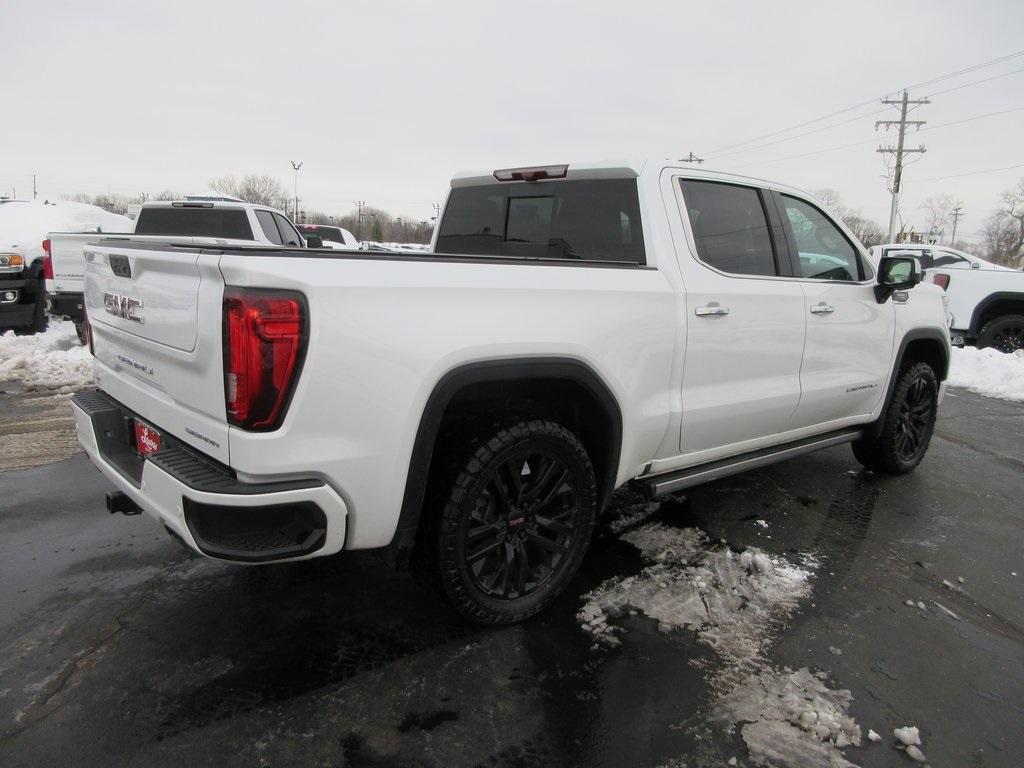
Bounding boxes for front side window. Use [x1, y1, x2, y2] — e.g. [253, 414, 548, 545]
[933, 250, 970, 268]
[256, 210, 283, 244]
[273, 214, 302, 246]
[436, 179, 645, 263]
[679, 180, 777, 276]
[782, 196, 860, 281]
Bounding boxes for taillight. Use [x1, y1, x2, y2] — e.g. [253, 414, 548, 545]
[932, 273, 950, 291]
[83, 309, 94, 355]
[222, 287, 307, 431]
[42, 239, 54, 279]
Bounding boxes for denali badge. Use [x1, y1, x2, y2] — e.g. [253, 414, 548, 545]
[104, 292, 144, 323]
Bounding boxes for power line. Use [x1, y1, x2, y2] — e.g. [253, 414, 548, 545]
[913, 162, 1024, 182]
[925, 66, 1024, 98]
[731, 103, 1024, 169]
[705, 48, 1024, 155]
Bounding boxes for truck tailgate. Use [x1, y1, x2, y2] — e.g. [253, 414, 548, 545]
[84, 243, 230, 462]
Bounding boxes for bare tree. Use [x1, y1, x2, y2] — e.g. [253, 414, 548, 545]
[811, 189, 885, 248]
[978, 178, 1024, 267]
[208, 174, 291, 211]
[919, 193, 961, 244]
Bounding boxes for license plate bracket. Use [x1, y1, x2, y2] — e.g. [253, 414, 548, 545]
[134, 419, 162, 457]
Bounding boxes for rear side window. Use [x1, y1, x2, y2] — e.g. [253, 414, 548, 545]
[135, 208, 253, 239]
[781, 195, 860, 281]
[436, 179, 645, 263]
[255, 210, 283, 244]
[679, 180, 777, 276]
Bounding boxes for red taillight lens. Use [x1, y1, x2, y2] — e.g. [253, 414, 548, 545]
[42, 239, 54, 279]
[84, 310, 94, 355]
[223, 287, 307, 431]
[932, 273, 950, 291]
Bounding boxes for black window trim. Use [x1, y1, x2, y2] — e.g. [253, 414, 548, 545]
[770, 190, 873, 284]
[676, 177, 788, 279]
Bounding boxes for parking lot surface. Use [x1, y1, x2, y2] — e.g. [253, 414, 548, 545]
[1, 387, 1022, 767]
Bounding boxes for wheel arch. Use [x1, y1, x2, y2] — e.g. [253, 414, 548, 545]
[382, 357, 623, 568]
[868, 329, 948, 440]
[968, 291, 1024, 336]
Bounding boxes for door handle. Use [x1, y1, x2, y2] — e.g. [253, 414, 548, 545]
[695, 303, 730, 317]
[810, 302, 835, 314]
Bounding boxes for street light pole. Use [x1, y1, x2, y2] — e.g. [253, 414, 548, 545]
[290, 161, 303, 223]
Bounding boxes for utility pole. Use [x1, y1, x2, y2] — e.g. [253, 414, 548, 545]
[354, 200, 366, 238]
[679, 152, 704, 164]
[290, 161, 303, 223]
[950, 206, 965, 244]
[33, 174, 37, 200]
[877, 90, 929, 243]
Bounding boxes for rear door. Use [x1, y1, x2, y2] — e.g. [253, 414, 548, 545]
[772, 192, 894, 427]
[673, 177, 806, 454]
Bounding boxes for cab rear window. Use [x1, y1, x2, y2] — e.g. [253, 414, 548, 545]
[135, 208, 254, 240]
[436, 179, 645, 264]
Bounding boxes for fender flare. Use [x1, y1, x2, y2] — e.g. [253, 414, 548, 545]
[968, 291, 1024, 336]
[867, 328, 949, 439]
[382, 357, 623, 568]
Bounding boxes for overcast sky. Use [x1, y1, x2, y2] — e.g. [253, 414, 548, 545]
[2, 0, 1022, 241]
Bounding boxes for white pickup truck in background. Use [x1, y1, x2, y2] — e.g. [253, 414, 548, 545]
[46, 199, 318, 338]
[870, 243, 1024, 351]
[0, 199, 131, 334]
[73, 160, 950, 624]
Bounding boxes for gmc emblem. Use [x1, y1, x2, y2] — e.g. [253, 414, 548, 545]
[103, 292, 144, 323]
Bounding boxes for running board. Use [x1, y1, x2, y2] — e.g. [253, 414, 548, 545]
[634, 428, 863, 498]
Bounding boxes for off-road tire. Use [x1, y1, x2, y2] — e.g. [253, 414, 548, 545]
[432, 418, 597, 625]
[851, 362, 938, 474]
[977, 314, 1024, 354]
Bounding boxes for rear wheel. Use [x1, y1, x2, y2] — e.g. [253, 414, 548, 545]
[977, 314, 1024, 353]
[851, 362, 938, 474]
[433, 419, 597, 624]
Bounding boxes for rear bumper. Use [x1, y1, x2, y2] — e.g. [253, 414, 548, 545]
[48, 291, 84, 322]
[71, 388, 348, 563]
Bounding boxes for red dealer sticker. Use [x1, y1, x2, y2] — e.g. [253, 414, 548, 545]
[134, 420, 162, 457]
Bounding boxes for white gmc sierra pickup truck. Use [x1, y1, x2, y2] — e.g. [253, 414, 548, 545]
[72, 160, 950, 624]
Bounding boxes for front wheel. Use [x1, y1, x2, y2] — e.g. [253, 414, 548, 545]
[852, 362, 939, 474]
[433, 419, 597, 625]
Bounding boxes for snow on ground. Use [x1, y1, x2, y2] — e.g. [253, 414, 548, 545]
[947, 346, 1024, 402]
[581, 516, 868, 767]
[0, 320, 92, 391]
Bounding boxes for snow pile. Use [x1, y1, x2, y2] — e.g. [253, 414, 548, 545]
[719, 667, 862, 768]
[579, 523, 815, 666]
[580, 519, 867, 767]
[947, 346, 1024, 402]
[0, 320, 92, 391]
[0, 200, 132, 263]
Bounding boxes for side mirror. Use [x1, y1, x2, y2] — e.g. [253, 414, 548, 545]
[970, 261, 980, 269]
[304, 235, 323, 248]
[875, 255, 922, 303]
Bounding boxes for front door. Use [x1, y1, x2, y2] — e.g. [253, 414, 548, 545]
[774, 193, 895, 428]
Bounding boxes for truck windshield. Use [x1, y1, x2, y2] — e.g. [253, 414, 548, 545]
[436, 179, 645, 263]
[134, 208, 253, 239]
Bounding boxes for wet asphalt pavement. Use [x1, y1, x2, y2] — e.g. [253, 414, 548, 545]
[0, 388, 1022, 767]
